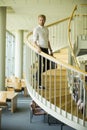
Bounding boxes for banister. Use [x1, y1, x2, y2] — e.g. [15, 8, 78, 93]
[26, 41, 87, 76]
[46, 17, 70, 27]
[80, 4, 87, 6]
[68, 4, 87, 69]
[68, 5, 80, 68]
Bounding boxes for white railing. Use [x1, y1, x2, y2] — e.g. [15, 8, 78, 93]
[24, 41, 87, 130]
[24, 5, 87, 130]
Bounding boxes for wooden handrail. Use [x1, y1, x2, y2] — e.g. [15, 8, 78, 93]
[68, 5, 80, 68]
[80, 4, 87, 6]
[68, 5, 87, 69]
[46, 17, 69, 27]
[26, 41, 87, 76]
[26, 17, 70, 40]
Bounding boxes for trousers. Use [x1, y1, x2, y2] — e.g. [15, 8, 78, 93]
[37, 47, 49, 86]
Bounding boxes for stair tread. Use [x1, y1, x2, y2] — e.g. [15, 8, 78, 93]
[42, 69, 67, 76]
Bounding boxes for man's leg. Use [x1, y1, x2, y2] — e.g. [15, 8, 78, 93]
[38, 55, 41, 86]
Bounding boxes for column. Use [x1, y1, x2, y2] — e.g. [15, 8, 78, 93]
[0, 7, 6, 90]
[15, 30, 23, 78]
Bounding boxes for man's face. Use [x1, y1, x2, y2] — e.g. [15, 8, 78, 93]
[38, 17, 45, 26]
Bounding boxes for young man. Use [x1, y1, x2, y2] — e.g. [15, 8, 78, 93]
[33, 14, 53, 88]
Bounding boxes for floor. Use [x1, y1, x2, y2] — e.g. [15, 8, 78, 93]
[1, 93, 75, 130]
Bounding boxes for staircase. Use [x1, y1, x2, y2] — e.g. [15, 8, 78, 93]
[25, 4, 87, 130]
[27, 52, 87, 130]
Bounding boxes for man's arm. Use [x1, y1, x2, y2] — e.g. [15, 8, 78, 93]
[33, 41, 41, 53]
[33, 28, 41, 53]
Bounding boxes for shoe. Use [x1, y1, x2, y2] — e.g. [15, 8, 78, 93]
[39, 86, 45, 89]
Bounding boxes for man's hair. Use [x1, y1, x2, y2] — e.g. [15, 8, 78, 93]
[38, 14, 46, 21]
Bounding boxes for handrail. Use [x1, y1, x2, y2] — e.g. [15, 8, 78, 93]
[68, 5, 80, 68]
[26, 41, 87, 77]
[46, 17, 70, 27]
[68, 4, 87, 68]
[80, 4, 87, 6]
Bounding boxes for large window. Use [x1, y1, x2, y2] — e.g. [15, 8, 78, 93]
[6, 31, 15, 77]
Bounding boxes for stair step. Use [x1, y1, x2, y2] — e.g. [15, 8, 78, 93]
[38, 88, 70, 97]
[42, 69, 67, 76]
[42, 76, 67, 81]
[58, 100, 73, 110]
[42, 81, 67, 88]
[49, 94, 72, 104]
[42, 69, 67, 89]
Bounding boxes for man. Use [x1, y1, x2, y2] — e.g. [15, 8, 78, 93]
[33, 14, 53, 88]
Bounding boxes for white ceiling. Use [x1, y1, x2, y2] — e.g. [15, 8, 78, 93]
[0, 0, 87, 32]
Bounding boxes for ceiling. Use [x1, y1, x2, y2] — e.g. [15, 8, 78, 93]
[0, 0, 87, 32]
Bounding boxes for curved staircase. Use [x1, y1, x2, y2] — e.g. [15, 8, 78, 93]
[25, 4, 87, 130]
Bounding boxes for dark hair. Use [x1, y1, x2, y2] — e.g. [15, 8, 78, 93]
[38, 14, 46, 21]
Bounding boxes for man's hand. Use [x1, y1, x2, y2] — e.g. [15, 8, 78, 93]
[33, 42, 41, 53]
[37, 47, 41, 53]
[49, 50, 53, 56]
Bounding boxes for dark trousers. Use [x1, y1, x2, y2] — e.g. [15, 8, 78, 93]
[37, 48, 49, 86]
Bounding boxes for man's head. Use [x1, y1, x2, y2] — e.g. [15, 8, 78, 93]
[38, 14, 46, 26]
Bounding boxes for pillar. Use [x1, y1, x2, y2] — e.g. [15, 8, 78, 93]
[15, 30, 23, 78]
[0, 7, 6, 90]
